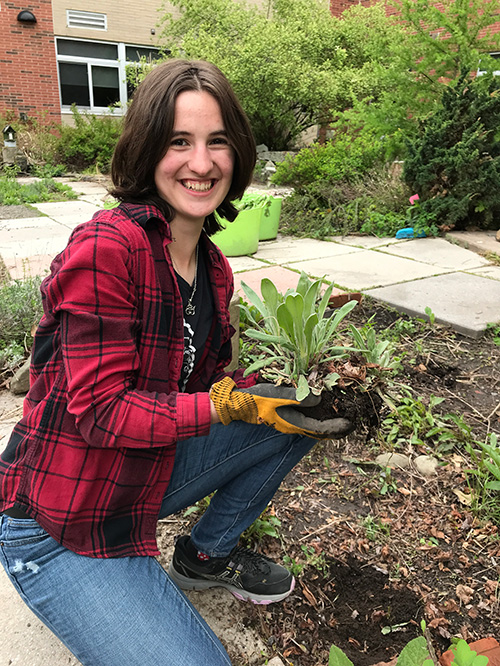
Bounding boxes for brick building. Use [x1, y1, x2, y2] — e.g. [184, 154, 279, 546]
[0, 0, 164, 124]
[2, 0, 500, 126]
[0, 1, 60, 124]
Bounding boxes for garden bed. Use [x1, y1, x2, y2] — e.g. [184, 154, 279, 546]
[176, 300, 500, 665]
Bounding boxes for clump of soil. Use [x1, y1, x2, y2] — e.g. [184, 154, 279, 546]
[297, 385, 383, 430]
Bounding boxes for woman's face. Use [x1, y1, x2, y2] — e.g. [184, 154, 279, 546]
[154, 90, 235, 228]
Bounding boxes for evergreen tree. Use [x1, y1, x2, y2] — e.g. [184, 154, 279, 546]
[403, 70, 500, 230]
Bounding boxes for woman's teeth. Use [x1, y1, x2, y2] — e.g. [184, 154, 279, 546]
[182, 180, 213, 192]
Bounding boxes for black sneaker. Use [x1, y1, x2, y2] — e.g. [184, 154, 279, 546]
[168, 535, 295, 605]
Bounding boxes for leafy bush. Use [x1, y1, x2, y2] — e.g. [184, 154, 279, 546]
[273, 131, 385, 189]
[53, 106, 123, 173]
[0, 171, 77, 205]
[0, 277, 43, 371]
[403, 70, 500, 231]
[279, 174, 410, 239]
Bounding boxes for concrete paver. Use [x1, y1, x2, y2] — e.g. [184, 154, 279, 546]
[231, 264, 348, 299]
[376, 237, 491, 270]
[367, 272, 500, 338]
[328, 234, 403, 249]
[254, 237, 362, 264]
[228, 254, 268, 273]
[32, 201, 101, 228]
[467, 264, 500, 281]
[447, 230, 500, 257]
[286, 249, 453, 291]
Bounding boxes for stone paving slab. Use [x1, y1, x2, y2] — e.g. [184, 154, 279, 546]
[227, 254, 268, 273]
[467, 265, 500, 281]
[233, 265, 301, 296]
[254, 237, 361, 264]
[447, 230, 500, 257]
[60, 180, 109, 196]
[376, 237, 490, 270]
[328, 235, 403, 249]
[367, 272, 500, 338]
[31, 201, 101, 228]
[287, 250, 453, 291]
[233, 265, 347, 301]
[77, 194, 108, 207]
[3, 255, 55, 280]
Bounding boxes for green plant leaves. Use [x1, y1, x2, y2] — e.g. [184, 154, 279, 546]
[328, 645, 354, 666]
[450, 639, 489, 666]
[395, 636, 431, 666]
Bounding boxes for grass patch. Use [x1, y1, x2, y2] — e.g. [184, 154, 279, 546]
[0, 174, 77, 206]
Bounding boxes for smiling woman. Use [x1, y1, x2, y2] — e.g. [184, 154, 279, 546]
[0, 59, 354, 666]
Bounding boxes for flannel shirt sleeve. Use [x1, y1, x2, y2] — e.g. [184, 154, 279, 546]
[46, 220, 212, 449]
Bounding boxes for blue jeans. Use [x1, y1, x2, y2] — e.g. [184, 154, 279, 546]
[0, 421, 315, 665]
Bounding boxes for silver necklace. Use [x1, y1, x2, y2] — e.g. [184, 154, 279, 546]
[171, 246, 199, 316]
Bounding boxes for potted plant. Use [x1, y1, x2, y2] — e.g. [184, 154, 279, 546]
[259, 194, 282, 241]
[212, 192, 267, 256]
[240, 272, 399, 430]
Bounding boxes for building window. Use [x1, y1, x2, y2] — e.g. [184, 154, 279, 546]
[477, 52, 500, 76]
[55, 37, 160, 113]
[67, 10, 107, 31]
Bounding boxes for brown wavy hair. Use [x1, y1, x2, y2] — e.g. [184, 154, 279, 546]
[110, 59, 256, 235]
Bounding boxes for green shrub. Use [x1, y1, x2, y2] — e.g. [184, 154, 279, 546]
[0, 277, 43, 371]
[0, 177, 76, 205]
[53, 107, 123, 173]
[272, 130, 385, 189]
[403, 70, 500, 231]
[279, 173, 410, 238]
[0, 172, 77, 205]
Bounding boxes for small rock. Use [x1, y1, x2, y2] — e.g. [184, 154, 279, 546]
[413, 455, 439, 476]
[256, 144, 269, 153]
[375, 452, 410, 469]
[496, 228, 500, 242]
[266, 658, 286, 666]
[10, 358, 30, 395]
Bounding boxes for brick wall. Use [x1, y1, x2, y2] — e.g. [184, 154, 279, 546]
[0, 1, 61, 123]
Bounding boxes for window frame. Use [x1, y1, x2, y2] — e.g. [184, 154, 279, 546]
[55, 37, 159, 115]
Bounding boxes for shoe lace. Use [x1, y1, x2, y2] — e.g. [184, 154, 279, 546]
[229, 546, 272, 575]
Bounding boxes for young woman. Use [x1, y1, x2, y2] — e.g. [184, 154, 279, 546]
[0, 60, 352, 665]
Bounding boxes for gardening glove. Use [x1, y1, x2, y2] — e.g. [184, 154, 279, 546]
[210, 377, 354, 440]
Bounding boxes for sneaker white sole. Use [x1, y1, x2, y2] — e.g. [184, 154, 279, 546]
[168, 563, 295, 605]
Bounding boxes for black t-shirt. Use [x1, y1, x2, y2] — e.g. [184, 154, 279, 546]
[175, 245, 214, 391]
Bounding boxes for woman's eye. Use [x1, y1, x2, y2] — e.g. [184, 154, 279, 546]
[171, 138, 187, 147]
[211, 137, 229, 146]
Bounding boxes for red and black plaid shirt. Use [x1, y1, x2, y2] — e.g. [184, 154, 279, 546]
[0, 203, 255, 558]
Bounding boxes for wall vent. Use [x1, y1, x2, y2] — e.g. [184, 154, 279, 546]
[67, 10, 107, 31]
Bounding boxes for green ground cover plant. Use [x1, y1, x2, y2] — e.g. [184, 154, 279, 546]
[329, 634, 488, 666]
[278, 174, 410, 239]
[0, 169, 77, 205]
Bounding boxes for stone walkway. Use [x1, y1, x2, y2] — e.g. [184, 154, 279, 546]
[1, 178, 499, 337]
